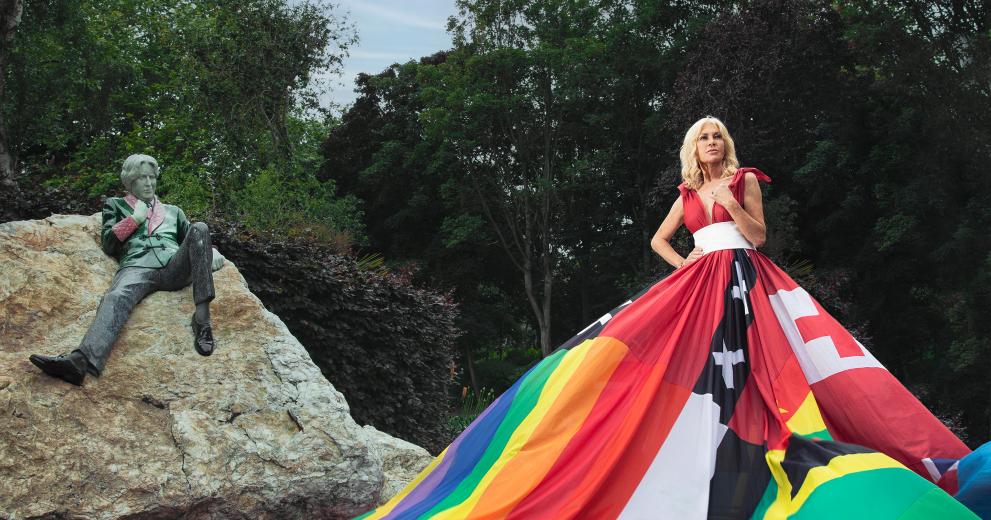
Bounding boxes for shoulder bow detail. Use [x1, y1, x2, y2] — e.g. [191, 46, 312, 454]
[730, 167, 772, 188]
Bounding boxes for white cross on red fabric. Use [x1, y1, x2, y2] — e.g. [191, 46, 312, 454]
[712, 341, 746, 389]
[767, 287, 884, 384]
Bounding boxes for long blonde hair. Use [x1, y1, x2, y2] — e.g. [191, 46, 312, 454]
[679, 116, 740, 190]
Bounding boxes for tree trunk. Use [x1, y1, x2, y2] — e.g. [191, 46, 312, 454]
[538, 67, 553, 357]
[0, 1, 23, 223]
[0, 0, 23, 188]
[580, 265, 590, 325]
[540, 264, 551, 356]
[637, 152, 659, 277]
[463, 345, 479, 395]
[467, 164, 553, 359]
[522, 251, 549, 356]
[464, 61, 558, 359]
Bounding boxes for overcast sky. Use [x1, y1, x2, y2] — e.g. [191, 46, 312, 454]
[322, 0, 458, 111]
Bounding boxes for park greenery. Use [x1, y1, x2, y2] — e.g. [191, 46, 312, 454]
[1, 0, 989, 447]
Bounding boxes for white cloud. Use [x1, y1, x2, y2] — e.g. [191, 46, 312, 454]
[350, 49, 413, 61]
[342, 1, 447, 31]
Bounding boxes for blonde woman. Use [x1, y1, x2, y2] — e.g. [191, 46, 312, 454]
[652, 116, 766, 269]
[357, 117, 984, 519]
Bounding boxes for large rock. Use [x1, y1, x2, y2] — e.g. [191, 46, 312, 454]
[0, 214, 430, 519]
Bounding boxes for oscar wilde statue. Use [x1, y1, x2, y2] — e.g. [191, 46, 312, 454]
[29, 154, 223, 385]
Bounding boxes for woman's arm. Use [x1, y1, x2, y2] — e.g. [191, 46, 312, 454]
[714, 172, 766, 247]
[651, 197, 702, 268]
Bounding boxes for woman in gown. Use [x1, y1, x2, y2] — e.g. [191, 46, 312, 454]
[358, 117, 989, 519]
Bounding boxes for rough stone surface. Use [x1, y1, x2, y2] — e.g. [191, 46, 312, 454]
[0, 214, 431, 520]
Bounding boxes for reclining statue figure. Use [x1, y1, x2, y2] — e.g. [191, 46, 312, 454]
[29, 154, 222, 385]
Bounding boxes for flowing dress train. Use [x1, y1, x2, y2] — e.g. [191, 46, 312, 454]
[358, 168, 989, 519]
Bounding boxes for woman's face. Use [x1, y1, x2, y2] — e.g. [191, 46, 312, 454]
[696, 123, 725, 168]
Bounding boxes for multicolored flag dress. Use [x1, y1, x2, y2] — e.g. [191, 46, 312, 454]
[357, 168, 990, 519]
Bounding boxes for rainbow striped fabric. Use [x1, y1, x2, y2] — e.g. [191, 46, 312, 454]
[358, 248, 986, 519]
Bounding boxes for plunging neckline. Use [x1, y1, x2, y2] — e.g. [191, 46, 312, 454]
[677, 167, 771, 234]
[695, 190, 717, 226]
[696, 174, 734, 225]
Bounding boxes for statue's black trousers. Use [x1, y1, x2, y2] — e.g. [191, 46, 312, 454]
[78, 222, 215, 374]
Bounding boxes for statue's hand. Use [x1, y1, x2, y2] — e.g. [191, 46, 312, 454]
[132, 200, 149, 224]
[211, 247, 225, 272]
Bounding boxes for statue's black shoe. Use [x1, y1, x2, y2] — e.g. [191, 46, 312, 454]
[29, 351, 88, 386]
[191, 316, 215, 356]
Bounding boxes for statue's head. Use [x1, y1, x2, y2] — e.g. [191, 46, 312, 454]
[120, 154, 159, 202]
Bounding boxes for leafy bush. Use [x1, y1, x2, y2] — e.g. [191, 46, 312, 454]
[211, 222, 460, 453]
[446, 387, 496, 434]
[4, 0, 356, 229]
[473, 357, 529, 396]
[234, 166, 363, 244]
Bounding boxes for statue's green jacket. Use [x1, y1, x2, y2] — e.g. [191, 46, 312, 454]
[100, 196, 191, 270]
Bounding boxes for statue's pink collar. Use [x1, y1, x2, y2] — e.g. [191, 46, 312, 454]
[123, 194, 166, 234]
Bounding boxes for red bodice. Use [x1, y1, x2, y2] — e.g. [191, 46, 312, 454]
[677, 167, 772, 234]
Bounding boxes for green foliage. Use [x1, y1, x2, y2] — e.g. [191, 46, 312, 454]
[324, 0, 991, 443]
[473, 357, 528, 394]
[235, 166, 362, 242]
[446, 387, 496, 434]
[158, 160, 214, 219]
[440, 213, 485, 248]
[5, 0, 360, 237]
[6, 0, 990, 445]
[873, 214, 918, 252]
[320, 53, 528, 398]
[355, 252, 388, 275]
[321, 0, 707, 368]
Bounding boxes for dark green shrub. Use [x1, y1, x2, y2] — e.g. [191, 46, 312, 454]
[473, 357, 528, 396]
[211, 221, 459, 453]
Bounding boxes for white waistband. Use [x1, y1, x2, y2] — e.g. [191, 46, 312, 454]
[693, 222, 754, 253]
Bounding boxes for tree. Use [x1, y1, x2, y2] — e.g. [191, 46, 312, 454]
[321, 56, 526, 393]
[0, 0, 23, 217]
[325, 1, 712, 363]
[3, 0, 359, 234]
[809, 0, 991, 442]
[439, 0, 708, 356]
[321, 0, 991, 441]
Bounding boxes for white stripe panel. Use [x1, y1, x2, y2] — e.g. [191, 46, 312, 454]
[618, 393, 727, 520]
[577, 312, 612, 336]
[767, 287, 884, 384]
[733, 261, 750, 316]
[921, 457, 942, 481]
[576, 301, 634, 335]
